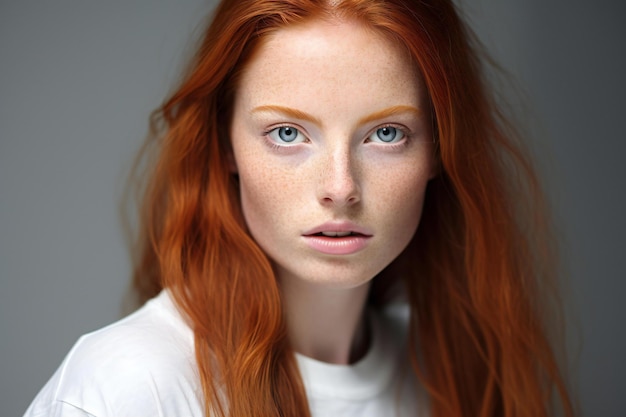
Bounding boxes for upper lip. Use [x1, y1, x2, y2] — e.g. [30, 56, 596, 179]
[302, 221, 373, 236]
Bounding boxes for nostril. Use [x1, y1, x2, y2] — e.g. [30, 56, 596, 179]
[317, 165, 361, 206]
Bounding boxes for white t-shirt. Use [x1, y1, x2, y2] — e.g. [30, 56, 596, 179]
[23, 290, 425, 417]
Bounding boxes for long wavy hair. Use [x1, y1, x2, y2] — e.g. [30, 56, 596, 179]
[131, 0, 575, 416]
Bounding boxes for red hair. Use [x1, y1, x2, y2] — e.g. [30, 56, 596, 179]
[132, 1, 575, 416]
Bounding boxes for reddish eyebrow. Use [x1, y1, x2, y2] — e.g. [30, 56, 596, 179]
[251, 104, 422, 126]
[251, 105, 322, 125]
[357, 105, 423, 125]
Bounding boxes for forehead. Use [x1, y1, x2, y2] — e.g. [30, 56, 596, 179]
[234, 19, 423, 114]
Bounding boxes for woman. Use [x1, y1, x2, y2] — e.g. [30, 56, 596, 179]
[24, 0, 575, 416]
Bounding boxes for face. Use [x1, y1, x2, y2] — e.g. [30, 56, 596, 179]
[229, 19, 434, 289]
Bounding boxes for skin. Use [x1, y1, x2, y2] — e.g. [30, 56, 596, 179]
[230, 18, 434, 364]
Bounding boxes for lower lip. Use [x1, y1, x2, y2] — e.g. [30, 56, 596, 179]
[302, 235, 371, 255]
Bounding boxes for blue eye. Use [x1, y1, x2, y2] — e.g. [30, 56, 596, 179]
[268, 126, 305, 144]
[369, 126, 404, 143]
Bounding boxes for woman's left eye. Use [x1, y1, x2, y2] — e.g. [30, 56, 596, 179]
[267, 126, 306, 144]
[368, 126, 405, 143]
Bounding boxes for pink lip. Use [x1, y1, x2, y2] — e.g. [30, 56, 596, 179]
[302, 221, 372, 255]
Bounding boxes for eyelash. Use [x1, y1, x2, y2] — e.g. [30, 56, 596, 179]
[262, 124, 307, 152]
[263, 138, 295, 152]
[261, 123, 413, 151]
[366, 124, 412, 149]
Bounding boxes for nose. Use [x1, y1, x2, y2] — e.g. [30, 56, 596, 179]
[317, 147, 361, 207]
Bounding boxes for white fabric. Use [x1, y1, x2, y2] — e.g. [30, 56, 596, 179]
[24, 290, 424, 417]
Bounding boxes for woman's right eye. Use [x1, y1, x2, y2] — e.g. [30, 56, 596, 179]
[267, 126, 306, 144]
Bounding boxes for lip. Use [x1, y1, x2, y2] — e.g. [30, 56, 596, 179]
[302, 221, 373, 255]
[302, 221, 373, 237]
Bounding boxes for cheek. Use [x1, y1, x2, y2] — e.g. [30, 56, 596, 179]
[236, 153, 304, 236]
[238, 166, 277, 233]
[367, 158, 431, 234]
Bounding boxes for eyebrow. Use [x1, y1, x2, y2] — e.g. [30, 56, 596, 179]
[251, 104, 422, 127]
[251, 105, 323, 125]
[357, 105, 423, 125]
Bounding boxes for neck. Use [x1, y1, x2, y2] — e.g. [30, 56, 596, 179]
[279, 275, 371, 365]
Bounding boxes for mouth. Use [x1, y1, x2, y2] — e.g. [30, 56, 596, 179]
[302, 222, 372, 255]
[310, 231, 365, 237]
[303, 221, 373, 238]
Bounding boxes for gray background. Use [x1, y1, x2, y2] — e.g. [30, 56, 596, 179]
[1, 1, 623, 416]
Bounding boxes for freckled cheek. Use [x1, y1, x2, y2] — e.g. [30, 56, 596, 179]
[365, 164, 430, 233]
[237, 158, 306, 236]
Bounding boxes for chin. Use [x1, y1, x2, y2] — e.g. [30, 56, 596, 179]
[276, 260, 389, 291]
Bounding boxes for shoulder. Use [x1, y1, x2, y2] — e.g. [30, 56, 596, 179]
[24, 290, 203, 417]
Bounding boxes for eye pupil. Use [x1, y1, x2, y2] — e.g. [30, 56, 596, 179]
[377, 127, 397, 142]
[279, 127, 297, 142]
